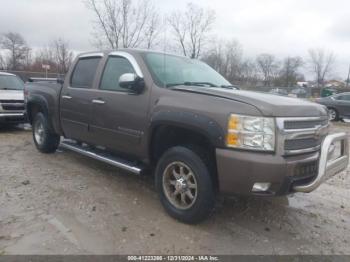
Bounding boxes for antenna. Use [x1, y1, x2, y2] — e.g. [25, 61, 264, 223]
[346, 63, 350, 89]
[163, 16, 167, 88]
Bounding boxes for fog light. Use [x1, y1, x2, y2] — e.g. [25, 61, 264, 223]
[252, 183, 271, 192]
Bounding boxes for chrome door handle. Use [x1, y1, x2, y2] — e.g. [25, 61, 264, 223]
[62, 95, 72, 100]
[92, 99, 106, 105]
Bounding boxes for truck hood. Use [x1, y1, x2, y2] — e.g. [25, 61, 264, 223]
[172, 86, 328, 117]
[0, 90, 24, 101]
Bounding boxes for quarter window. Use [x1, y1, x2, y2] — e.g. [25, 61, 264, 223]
[71, 57, 101, 88]
[100, 56, 135, 92]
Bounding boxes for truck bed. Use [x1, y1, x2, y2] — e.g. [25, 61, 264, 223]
[25, 81, 63, 134]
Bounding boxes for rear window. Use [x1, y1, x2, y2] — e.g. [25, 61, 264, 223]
[0, 75, 24, 90]
[70, 57, 101, 88]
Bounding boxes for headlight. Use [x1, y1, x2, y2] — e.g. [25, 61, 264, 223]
[226, 114, 275, 151]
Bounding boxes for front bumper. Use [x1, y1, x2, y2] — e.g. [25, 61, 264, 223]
[216, 132, 349, 196]
[0, 112, 27, 124]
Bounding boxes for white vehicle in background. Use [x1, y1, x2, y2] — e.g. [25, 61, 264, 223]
[0, 72, 26, 125]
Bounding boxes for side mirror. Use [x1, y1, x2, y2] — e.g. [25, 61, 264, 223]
[119, 73, 145, 94]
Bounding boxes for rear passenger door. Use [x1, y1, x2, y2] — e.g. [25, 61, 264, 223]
[60, 55, 102, 143]
[89, 52, 150, 156]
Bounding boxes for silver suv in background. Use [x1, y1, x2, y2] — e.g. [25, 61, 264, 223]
[0, 72, 26, 125]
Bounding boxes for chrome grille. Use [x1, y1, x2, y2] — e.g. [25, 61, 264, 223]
[285, 137, 323, 151]
[276, 116, 329, 156]
[0, 100, 25, 111]
[284, 119, 329, 130]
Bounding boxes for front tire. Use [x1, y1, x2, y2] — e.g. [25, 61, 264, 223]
[32, 112, 60, 153]
[155, 146, 216, 224]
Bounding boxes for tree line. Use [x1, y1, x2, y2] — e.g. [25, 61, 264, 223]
[0, 32, 73, 76]
[0, 0, 344, 88]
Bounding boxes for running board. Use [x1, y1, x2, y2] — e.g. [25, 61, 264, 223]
[59, 140, 143, 175]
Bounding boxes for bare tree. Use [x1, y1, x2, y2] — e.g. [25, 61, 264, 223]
[0, 32, 31, 70]
[308, 48, 335, 88]
[203, 39, 243, 82]
[169, 3, 215, 58]
[278, 56, 303, 87]
[52, 38, 74, 74]
[0, 53, 6, 70]
[30, 46, 57, 75]
[239, 59, 259, 86]
[144, 11, 161, 49]
[256, 53, 279, 86]
[84, 0, 160, 49]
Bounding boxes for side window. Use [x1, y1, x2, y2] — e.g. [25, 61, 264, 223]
[70, 57, 101, 88]
[341, 95, 350, 101]
[335, 95, 350, 101]
[335, 96, 343, 100]
[100, 56, 135, 92]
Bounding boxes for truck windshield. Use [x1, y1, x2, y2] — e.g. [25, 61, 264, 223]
[143, 53, 232, 88]
[0, 75, 24, 90]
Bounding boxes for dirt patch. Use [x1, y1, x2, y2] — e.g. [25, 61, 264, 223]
[0, 123, 349, 254]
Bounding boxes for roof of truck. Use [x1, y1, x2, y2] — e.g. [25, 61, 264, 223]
[0, 72, 16, 76]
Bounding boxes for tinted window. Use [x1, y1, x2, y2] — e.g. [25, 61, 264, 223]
[0, 75, 24, 90]
[100, 56, 135, 91]
[341, 95, 350, 101]
[71, 58, 101, 88]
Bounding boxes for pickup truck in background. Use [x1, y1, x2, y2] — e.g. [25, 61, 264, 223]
[25, 49, 349, 224]
[0, 72, 26, 125]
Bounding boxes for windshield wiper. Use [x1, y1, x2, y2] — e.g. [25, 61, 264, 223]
[166, 82, 218, 88]
[220, 85, 239, 90]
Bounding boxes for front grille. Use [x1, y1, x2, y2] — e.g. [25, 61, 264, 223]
[277, 116, 329, 155]
[285, 137, 324, 151]
[1, 103, 25, 111]
[0, 100, 23, 103]
[0, 100, 25, 111]
[294, 161, 318, 178]
[290, 160, 318, 188]
[284, 119, 329, 130]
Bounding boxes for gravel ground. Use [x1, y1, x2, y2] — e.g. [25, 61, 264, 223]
[0, 122, 349, 255]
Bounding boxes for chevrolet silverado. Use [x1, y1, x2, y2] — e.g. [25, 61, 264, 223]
[25, 49, 349, 223]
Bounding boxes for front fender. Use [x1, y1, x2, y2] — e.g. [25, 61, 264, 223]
[150, 110, 226, 148]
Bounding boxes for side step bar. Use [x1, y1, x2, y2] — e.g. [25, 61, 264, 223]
[59, 140, 143, 175]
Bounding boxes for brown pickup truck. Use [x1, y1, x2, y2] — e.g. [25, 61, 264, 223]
[25, 49, 349, 224]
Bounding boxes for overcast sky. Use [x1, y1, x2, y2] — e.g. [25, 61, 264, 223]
[0, 0, 349, 79]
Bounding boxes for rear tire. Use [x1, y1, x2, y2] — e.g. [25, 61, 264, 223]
[155, 146, 216, 224]
[32, 112, 60, 153]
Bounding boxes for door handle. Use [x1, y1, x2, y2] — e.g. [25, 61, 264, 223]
[62, 95, 72, 100]
[92, 99, 106, 105]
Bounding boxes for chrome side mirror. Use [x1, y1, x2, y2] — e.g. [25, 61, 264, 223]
[119, 73, 144, 94]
